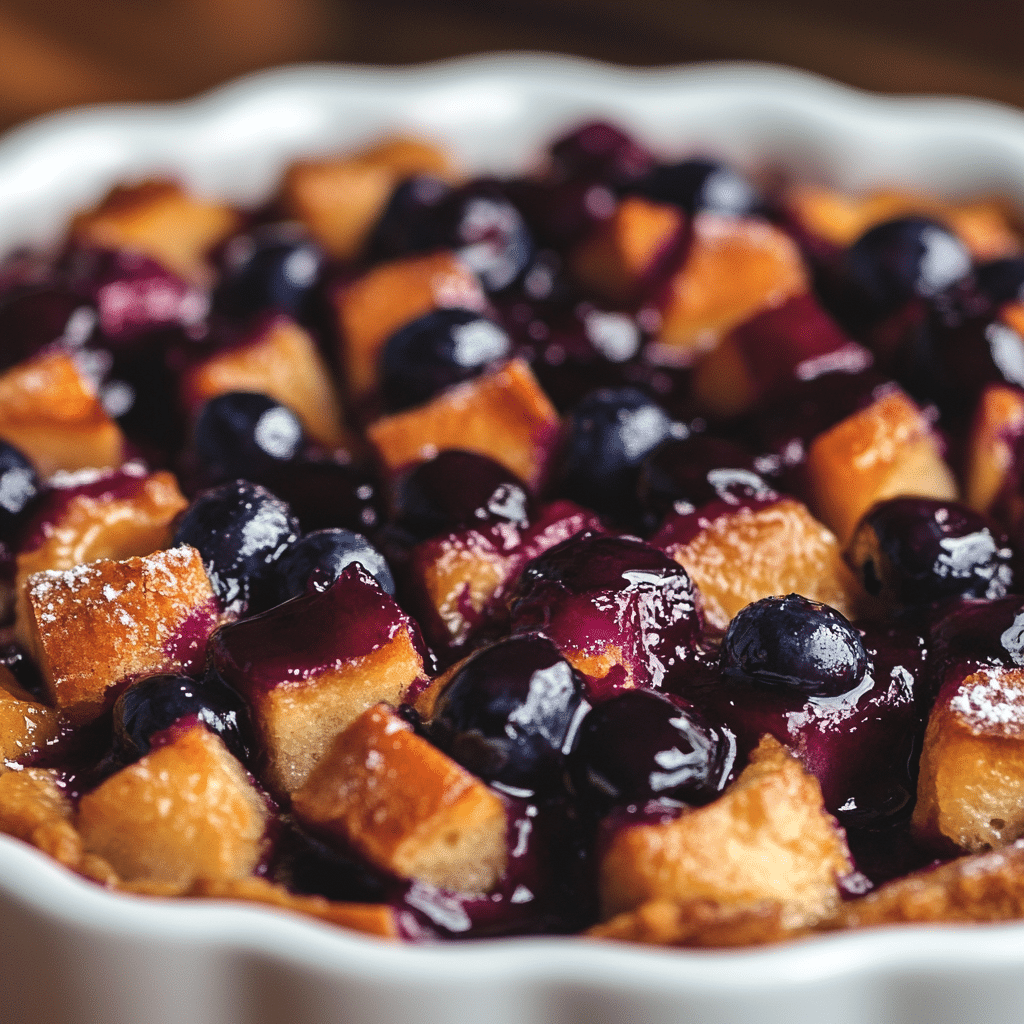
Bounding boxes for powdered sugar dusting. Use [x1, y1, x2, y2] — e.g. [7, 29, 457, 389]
[950, 668, 1024, 736]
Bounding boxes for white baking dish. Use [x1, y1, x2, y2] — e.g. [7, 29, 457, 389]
[2, 54, 1024, 1024]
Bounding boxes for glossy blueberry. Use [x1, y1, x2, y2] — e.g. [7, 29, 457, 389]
[847, 497, 1013, 607]
[844, 216, 973, 325]
[172, 480, 301, 615]
[976, 257, 1024, 306]
[548, 121, 654, 186]
[569, 689, 731, 809]
[721, 594, 868, 698]
[364, 175, 453, 262]
[379, 309, 512, 411]
[631, 158, 757, 216]
[213, 223, 325, 322]
[429, 634, 589, 797]
[271, 528, 395, 603]
[556, 387, 678, 523]
[393, 449, 533, 539]
[111, 671, 253, 764]
[0, 440, 40, 542]
[191, 392, 305, 486]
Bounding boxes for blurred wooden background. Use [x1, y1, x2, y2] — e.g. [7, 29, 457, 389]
[2, 0, 1024, 132]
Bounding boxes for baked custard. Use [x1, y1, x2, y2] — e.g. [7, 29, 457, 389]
[4, 120, 1024, 948]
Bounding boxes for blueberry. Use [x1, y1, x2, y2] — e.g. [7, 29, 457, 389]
[847, 497, 1013, 607]
[213, 223, 325, 322]
[364, 175, 453, 263]
[721, 594, 868, 698]
[429, 634, 589, 797]
[569, 689, 731, 809]
[0, 440, 40, 542]
[191, 392, 305, 487]
[172, 480, 301, 615]
[271, 528, 395, 604]
[392, 450, 533, 539]
[548, 121, 654, 187]
[631, 158, 757, 216]
[556, 387, 678, 523]
[844, 216, 973, 325]
[379, 309, 512, 411]
[976, 257, 1024, 306]
[112, 671, 253, 764]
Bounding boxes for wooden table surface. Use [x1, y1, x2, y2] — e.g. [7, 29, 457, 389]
[2, 0, 1024, 132]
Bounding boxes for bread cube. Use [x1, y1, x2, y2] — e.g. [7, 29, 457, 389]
[599, 735, 852, 922]
[0, 671, 61, 771]
[963, 384, 1024, 518]
[70, 180, 239, 281]
[208, 565, 426, 794]
[282, 136, 456, 260]
[78, 723, 270, 888]
[180, 314, 347, 448]
[572, 195, 685, 304]
[689, 293, 871, 417]
[655, 213, 807, 355]
[292, 703, 507, 894]
[366, 359, 559, 491]
[25, 545, 220, 725]
[0, 351, 126, 476]
[652, 496, 865, 632]
[805, 386, 958, 543]
[912, 666, 1024, 853]
[13, 465, 187, 650]
[333, 250, 486, 409]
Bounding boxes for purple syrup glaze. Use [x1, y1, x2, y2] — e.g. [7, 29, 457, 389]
[17, 463, 156, 553]
[161, 597, 222, 676]
[403, 498, 603, 659]
[208, 564, 416, 696]
[508, 533, 703, 696]
[675, 619, 926, 827]
[393, 796, 597, 940]
[648, 490, 780, 552]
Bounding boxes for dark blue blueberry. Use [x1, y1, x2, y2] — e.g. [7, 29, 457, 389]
[848, 497, 1013, 607]
[379, 309, 512, 411]
[172, 480, 301, 615]
[568, 689, 731, 810]
[111, 671, 253, 764]
[393, 449, 532, 539]
[271, 528, 395, 603]
[976, 257, 1024, 306]
[429, 634, 589, 797]
[213, 223, 325, 322]
[191, 392, 304, 487]
[556, 387, 678, 523]
[721, 594, 868, 698]
[0, 440, 40, 542]
[0, 642, 46, 700]
[364, 175, 453, 263]
[631, 158, 757, 216]
[844, 216, 973, 325]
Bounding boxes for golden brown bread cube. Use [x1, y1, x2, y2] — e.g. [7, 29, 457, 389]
[292, 703, 508, 894]
[599, 735, 853, 923]
[0, 671, 61, 772]
[912, 666, 1024, 854]
[655, 213, 808, 356]
[805, 386, 958, 543]
[208, 565, 426, 795]
[333, 250, 486, 409]
[70, 180, 240, 281]
[179, 314, 347, 448]
[0, 351, 126, 476]
[572, 196, 685, 304]
[964, 384, 1024, 518]
[366, 359, 560, 491]
[282, 137, 456, 261]
[25, 545, 221, 725]
[77, 724, 270, 889]
[652, 496, 866, 632]
[13, 465, 187, 652]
